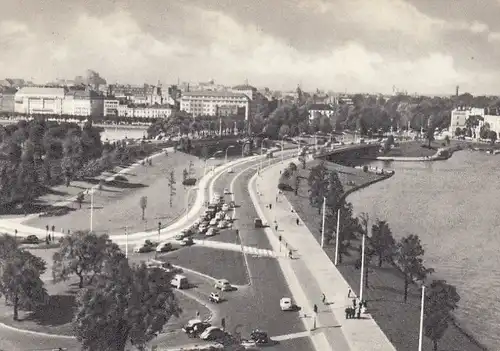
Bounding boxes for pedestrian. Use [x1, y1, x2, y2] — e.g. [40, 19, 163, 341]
[269, 203, 272, 210]
[345, 307, 350, 319]
[296, 218, 299, 225]
[352, 299, 357, 309]
[196, 310, 200, 318]
[321, 293, 326, 304]
[48, 233, 51, 242]
[275, 224, 278, 231]
[348, 288, 352, 298]
[357, 306, 361, 319]
[276, 196, 278, 202]
[288, 250, 292, 259]
[350, 307, 355, 319]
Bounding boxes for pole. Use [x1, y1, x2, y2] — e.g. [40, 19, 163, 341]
[418, 285, 425, 351]
[203, 159, 207, 176]
[334, 209, 340, 265]
[360, 233, 366, 302]
[90, 190, 94, 232]
[225, 148, 228, 164]
[281, 140, 284, 163]
[125, 226, 128, 259]
[219, 117, 222, 136]
[321, 197, 326, 248]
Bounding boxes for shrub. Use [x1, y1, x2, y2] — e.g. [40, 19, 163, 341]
[362, 165, 368, 172]
[182, 178, 197, 186]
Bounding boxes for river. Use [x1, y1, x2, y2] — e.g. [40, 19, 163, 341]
[347, 150, 500, 350]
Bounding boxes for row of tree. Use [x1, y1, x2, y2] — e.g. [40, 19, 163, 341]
[0, 231, 182, 351]
[301, 161, 460, 351]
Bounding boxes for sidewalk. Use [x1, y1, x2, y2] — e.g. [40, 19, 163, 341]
[250, 159, 396, 351]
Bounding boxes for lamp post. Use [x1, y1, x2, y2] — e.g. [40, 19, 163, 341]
[185, 187, 199, 220]
[225, 145, 235, 164]
[418, 285, 425, 351]
[334, 209, 340, 265]
[158, 221, 162, 242]
[125, 226, 129, 259]
[359, 232, 366, 302]
[321, 197, 326, 248]
[90, 189, 94, 232]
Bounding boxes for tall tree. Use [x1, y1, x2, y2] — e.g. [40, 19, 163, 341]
[52, 231, 121, 288]
[370, 219, 396, 267]
[307, 162, 328, 214]
[0, 249, 48, 320]
[139, 196, 148, 221]
[424, 280, 461, 351]
[74, 260, 182, 351]
[395, 234, 435, 303]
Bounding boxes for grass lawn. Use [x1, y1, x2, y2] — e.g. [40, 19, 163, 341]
[283, 161, 487, 351]
[380, 141, 443, 158]
[24, 151, 205, 236]
[161, 246, 249, 286]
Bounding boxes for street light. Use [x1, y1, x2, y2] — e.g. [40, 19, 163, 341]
[321, 197, 326, 248]
[359, 232, 366, 303]
[418, 285, 426, 351]
[334, 209, 340, 265]
[225, 145, 235, 164]
[185, 187, 199, 219]
[125, 226, 129, 259]
[158, 221, 162, 242]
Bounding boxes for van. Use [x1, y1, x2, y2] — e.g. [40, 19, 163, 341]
[171, 274, 189, 289]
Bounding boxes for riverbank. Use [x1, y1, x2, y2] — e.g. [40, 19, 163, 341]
[283, 159, 488, 351]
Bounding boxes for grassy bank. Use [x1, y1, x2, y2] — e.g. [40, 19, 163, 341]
[283, 160, 487, 351]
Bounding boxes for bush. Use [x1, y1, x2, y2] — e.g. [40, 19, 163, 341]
[362, 165, 368, 172]
[182, 178, 197, 186]
[278, 183, 293, 191]
[114, 175, 128, 182]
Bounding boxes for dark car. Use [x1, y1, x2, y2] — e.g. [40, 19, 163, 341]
[182, 319, 211, 336]
[24, 235, 39, 244]
[250, 329, 271, 344]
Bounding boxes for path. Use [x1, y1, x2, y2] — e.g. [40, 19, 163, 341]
[249, 158, 397, 351]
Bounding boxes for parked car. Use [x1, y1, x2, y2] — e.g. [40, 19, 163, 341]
[214, 279, 233, 291]
[250, 329, 271, 344]
[206, 228, 217, 237]
[181, 237, 194, 246]
[209, 292, 223, 303]
[182, 319, 211, 335]
[215, 212, 225, 220]
[198, 224, 208, 234]
[200, 326, 225, 341]
[174, 234, 185, 241]
[209, 218, 218, 226]
[135, 240, 156, 253]
[224, 214, 232, 222]
[221, 203, 230, 212]
[24, 235, 39, 244]
[223, 188, 231, 195]
[280, 297, 294, 311]
[171, 274, 189, 289]
[217, 221, 227, 229]
[156, 242, 173, 253]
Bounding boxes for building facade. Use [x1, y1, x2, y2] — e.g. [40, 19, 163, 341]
[14, 87, 66, 115]
[308, 104, 336, 120]
[180, 91, 249, 119]
[231, 84, 268, 119]
[117, 105, 172, 119]
[108, 84, 162, 105]
[449, 107, 485, 135]
[0, 88, 17, 113]
[62, 90, 104, 117]
[104, 99, 119, 116]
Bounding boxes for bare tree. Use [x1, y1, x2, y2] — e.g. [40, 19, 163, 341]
[139, 196, 148, 220]
[168, 171, 176, 207]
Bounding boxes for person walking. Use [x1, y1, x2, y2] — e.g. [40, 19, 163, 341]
[352, 299, 357, 309]
[348, 288, 352, 298]
[288, 250, 293, 259]
[269, 203, 272, 210]
[321, 293, 326, 304]
[296, 218, 299, 225]
[275, 224, 278, 231]
[345, 307, 350, 319]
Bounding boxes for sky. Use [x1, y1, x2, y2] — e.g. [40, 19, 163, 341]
[1, 0, 500, 95]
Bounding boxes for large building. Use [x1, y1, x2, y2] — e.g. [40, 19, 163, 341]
[180, 91, 249, 119]
[308, 104, 336, 120]
[108, 84, 162, 105]
[62, 89, 104, 117]
[449, 107, 485, 135]
[104, 99, 119, 117]
[117, 104, 172, 119]
[0, 88, 17, 113]
[231, 84, 268, 119]
[14, 87, 66, 115]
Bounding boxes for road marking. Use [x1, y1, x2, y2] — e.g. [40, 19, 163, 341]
[271, 330, 311, 341]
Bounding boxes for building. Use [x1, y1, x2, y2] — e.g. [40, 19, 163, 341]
[0, 88, 17, 113]
[108, 84, 162, 105]
[231, 84, 268, 119]
[449, 107, 485, 135]
[62, 89, 104, 117]
[104, 99, 119, 117]
[117, 104, 172, 119]
[308, 104, 336, 120]
[180, 91, 249, 119]
[14, 87, 66, 115]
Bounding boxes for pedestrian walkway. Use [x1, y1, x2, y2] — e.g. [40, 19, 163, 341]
[249, 159, 396, 351]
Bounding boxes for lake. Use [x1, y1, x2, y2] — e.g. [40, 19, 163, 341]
[347, 150, 500, 350]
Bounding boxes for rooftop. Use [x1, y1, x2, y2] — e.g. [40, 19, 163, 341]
[16, 87, 65, 97]
[182, 91, 249, 99]
[232, 84, 256, 91]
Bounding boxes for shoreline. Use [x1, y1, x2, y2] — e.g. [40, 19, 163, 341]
[285, 156, 488, 350]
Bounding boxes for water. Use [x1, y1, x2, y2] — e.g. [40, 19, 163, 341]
[100, 126, 147, 142]
[347, 150, 500, 350]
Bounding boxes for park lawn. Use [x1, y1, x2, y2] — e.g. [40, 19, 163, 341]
[24, 151, 205, 237]
[283, 161, 486, 351]
[381, 141, 443, 158]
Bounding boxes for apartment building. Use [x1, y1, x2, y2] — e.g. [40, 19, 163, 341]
[180, 91, 249, 119]
[104, 99, 119, 116]
[62, 89, 104, 116]
[231, 84, 268, 119]
[449, 107, 485, 135]
[14, 87, 66, 115]
[0, 88, 17, 113]
[108, 84, 162, 105]
[117, 104, 172, 119]
[308, 104, 336, 120]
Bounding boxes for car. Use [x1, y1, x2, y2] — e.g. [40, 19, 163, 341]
[156, 242, 173, 253]
[223, 188, 231, 195]
[229, 201, 236, 209]
[200, 326, 225, 341]
[206, 228, 217, 237]
[217, 221, 227, 229]
[174, 234, 185, 241]
[182, 319, 211, 335]
[250, 329, 271, 344]
[214, 279, 233, 291]
[181, 237, 194, 246]
[192, 219, 202, 227]
[209, 218, 218, 226]
[280, 297, 294, 311]
[209, 292, 223, 303]
[224, 214, 232, 222]
[134, 240, 156, 253]
[171, 274, 189, 289]
[198, 224, 208, 234]
[227, 168, 234, 173]
[24, 235, 39, 244]
[221, 204, 230, 212]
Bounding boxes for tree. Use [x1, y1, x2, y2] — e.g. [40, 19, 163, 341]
[278, 124, 290, 138]
[76, 192, 84, 209]
[370, 219, 396, 267]
[488, 130, 497, 144]
[395, 235, 435, 303]
[139, 196, 148, 220]
[424, 280, 461, 351]
[17, 140, 38, 207]
[425, 119, 436, 147]
[182, 168, 188, 182]
[454, 127, 461, 136]
[52, 231, 121, 288]
[324, 170, 344, 210]
[168, 171, 176, 207]
[74, 260, 182, 351]
[307, 162, 328, 213]
[0, 249, 48, 320]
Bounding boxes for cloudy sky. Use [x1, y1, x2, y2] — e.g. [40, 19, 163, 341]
[1, 0, 500, 94]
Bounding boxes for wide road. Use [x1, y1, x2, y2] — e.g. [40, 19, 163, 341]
[211, 157, 315, 351]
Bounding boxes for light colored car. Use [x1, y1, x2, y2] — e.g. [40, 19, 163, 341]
[200, 326, 225, 341]
[198, 224, 208, 233]
[156, 242, 173, 253]
[221, 204, 230, 212]
[214, 279, 232, 291]
[217, 221, 227, 229]
[174, 234, 185, 241]
[280, 297, 293, 311]
[223, 188, 231, 195]
[224, 214, 232, 222]
[206, 228, 217, 237]
[209, 218, 218, 226]
[209, 292, 222, 303]
[227, 168, 234, 173]
[215, 212, 224, 220]
[181, 237, 194, 246]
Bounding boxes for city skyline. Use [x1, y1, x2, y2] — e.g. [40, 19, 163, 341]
[2, 0, 500, 95]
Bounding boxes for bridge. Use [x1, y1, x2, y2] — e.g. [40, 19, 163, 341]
[314, 143, 380, 166]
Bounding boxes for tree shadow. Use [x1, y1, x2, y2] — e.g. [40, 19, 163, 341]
[82, 178, 147, 189]
[23, 294, 76, 327]
[0, 202, 76, 216]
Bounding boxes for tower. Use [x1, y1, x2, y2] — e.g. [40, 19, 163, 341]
[456, 85, 459, 97]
